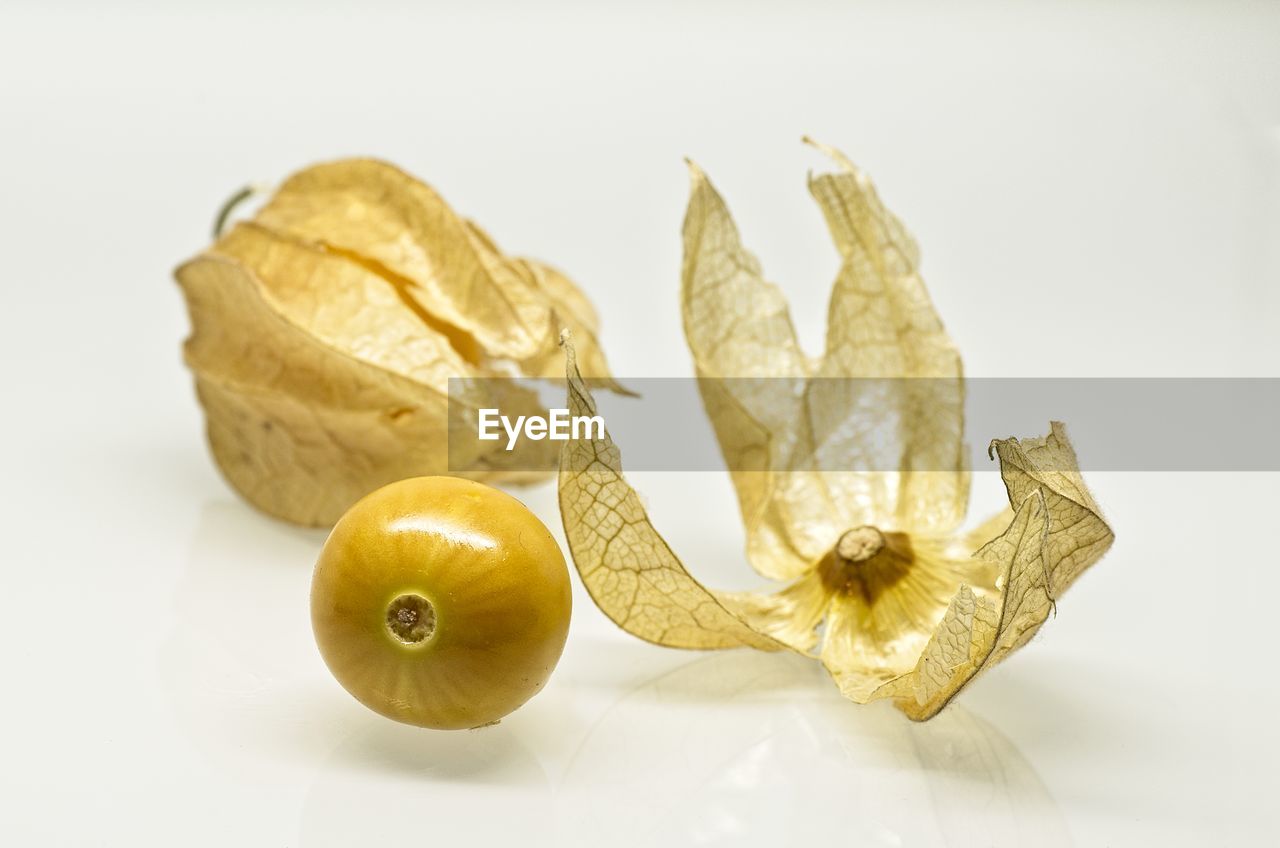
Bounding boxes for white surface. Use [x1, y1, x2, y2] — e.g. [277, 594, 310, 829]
[2, 1, 1278, 845]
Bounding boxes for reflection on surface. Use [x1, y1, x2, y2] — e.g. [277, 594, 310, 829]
[299, 718, 553, 848]
[161, 500, 1067, 848]
[159, 499, 336, 770]
[557, 651, 1069, 847]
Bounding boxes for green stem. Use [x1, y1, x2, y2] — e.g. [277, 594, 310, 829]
[212, 184, 258, 239]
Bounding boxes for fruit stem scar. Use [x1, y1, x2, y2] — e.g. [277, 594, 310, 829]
[386, 594, 436, 644]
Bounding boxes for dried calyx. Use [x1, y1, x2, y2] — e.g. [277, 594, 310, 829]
[557, 140, 1114, 720]
[176, 158, 624, 527]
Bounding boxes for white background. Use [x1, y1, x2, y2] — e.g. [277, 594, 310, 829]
[2, 1, 1278, 845]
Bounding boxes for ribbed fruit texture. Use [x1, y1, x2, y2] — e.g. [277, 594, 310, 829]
[311, 476, 572, 729]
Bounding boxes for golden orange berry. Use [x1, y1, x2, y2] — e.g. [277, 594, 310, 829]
[311, 476, 571, 729]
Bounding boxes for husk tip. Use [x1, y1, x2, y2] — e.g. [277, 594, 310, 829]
[683, 157, 707, 183]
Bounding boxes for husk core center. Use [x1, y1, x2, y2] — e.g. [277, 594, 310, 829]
[822, 526, 915, 603]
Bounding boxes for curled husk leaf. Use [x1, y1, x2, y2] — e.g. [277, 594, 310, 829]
[177, 159, 620, 526]
[559, 142, 1113, 720]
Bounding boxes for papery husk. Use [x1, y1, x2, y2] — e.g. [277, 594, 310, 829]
[558, 142, 1113, 720]
[177, 159, 617, 526]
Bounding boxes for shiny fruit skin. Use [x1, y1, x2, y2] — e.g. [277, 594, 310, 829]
[311, 476, 572, 729]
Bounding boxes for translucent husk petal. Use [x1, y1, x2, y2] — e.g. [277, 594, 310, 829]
[558, 338, 784, 651]
[177, 159, 620, 525]
[558, 143, 1114, 719]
